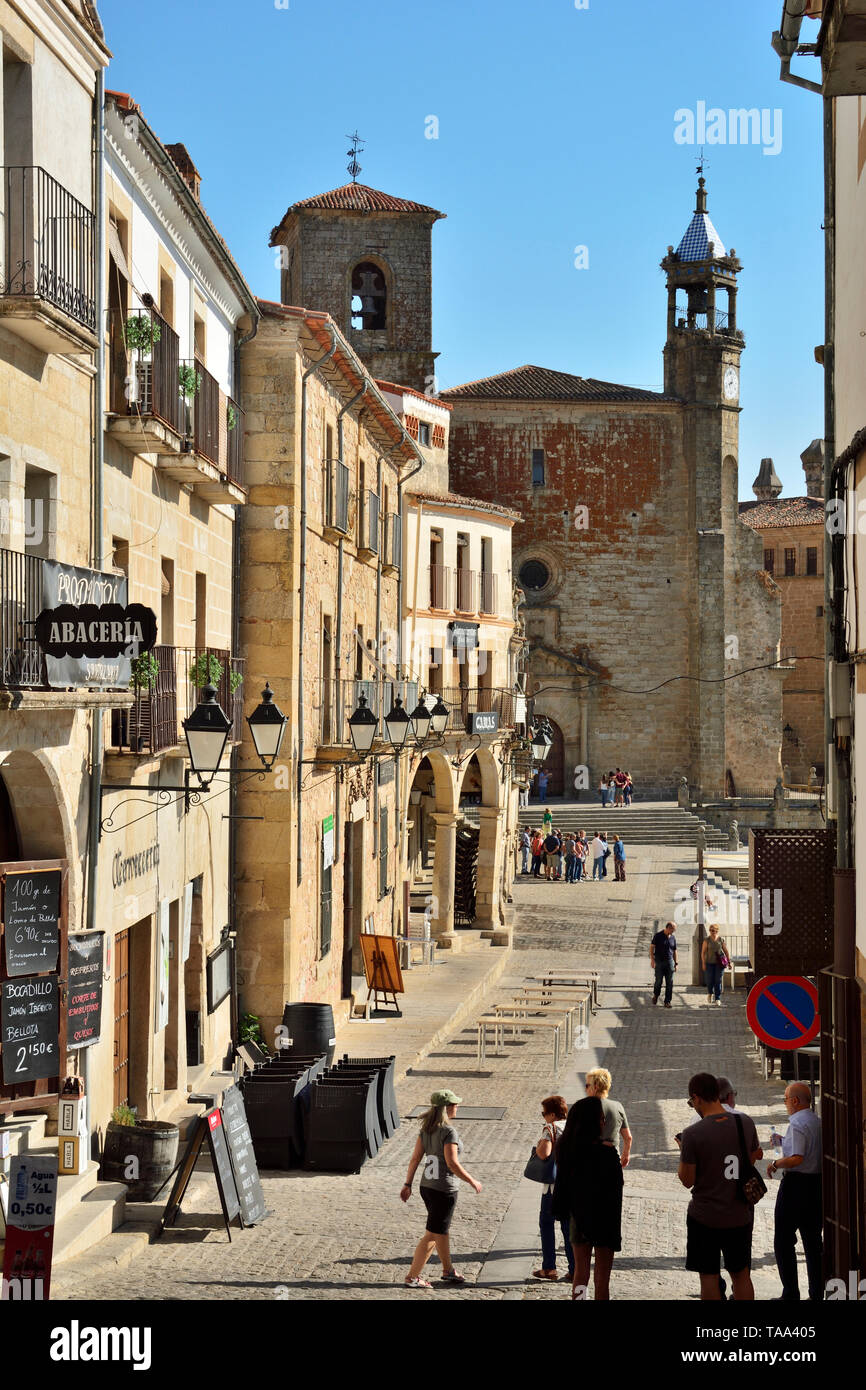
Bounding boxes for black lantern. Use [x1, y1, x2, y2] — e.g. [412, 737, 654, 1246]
[246, 681, 288, 768]
[429, 695, 449, 736]
[409, 697, 432, 743]
[531, 723, 552, 763]
[183, 683, 233, 785]
[348, 693, 378, 756]
[384, 695, 411, 751]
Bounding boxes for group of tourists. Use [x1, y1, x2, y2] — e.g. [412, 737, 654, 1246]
[599, 768, 633, 805]
[401, 1073, 823, 1300]
[519, 825, 627, 883]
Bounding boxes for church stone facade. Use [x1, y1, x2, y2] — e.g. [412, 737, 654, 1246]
[443, 180, 783, 795]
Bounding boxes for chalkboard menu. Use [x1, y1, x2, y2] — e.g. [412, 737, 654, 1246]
[221, 1085, 268, 1227]
[2, 870, 61, 976]
[66, 933, 104, 1049]
[1, 977, 60, 1083]
[205, 1108, 240, 1224]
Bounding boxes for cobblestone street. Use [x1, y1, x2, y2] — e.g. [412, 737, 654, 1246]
[54, 845, 798, 1302]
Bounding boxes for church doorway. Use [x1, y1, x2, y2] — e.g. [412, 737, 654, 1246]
[540, 719, 565, 797]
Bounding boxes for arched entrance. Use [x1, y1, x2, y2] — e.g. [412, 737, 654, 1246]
[0, 753, 68, 862]
[539, 718, 565, 797]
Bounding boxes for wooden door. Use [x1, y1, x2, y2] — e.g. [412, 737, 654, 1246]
[545, 720, 565, 797]
[113, 929, 130, 1109]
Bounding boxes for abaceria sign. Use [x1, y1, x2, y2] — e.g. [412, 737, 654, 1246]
[34, 561, 157, 689]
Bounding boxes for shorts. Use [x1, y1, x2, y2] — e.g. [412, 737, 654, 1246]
[420, 1186, 458, 1235]
[685, 1214, 753, 1276]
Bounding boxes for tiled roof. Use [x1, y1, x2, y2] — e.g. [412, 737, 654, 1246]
[739, 497, 824, 529]
[270, 183, 444, 236]
[439, 364, 675, 404]
[676, 211, 726, 262]
[407, 490, 522, 522]
[375, 380, 453, 412]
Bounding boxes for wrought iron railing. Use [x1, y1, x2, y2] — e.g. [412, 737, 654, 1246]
[479, 571, 497, 614]
[226, 396, 244, 486]
[2, 166, 95, 332]
[326, 461, 350, 533]
[110, 645, 245, 754]
[0, 548, 44, 688]
[112, 308, 184, 434]
[191, 361, 220, 465]
[675, 304, 730, 333]
[365, 491, 380, 555]
[441, 685, 517, 729]
[386, 513, 401, 569]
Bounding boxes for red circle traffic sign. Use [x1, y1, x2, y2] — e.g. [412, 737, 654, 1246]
[746, 975, 820, 1050]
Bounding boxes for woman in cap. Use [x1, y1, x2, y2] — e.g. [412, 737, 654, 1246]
[400, 1088, 482, 1289]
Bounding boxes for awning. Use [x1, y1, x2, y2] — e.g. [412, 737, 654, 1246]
[108, 220, 131, 282]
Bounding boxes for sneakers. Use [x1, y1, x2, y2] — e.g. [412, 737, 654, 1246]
[715, 998, 722, 1006]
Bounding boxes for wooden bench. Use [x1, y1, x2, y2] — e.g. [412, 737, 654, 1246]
[476, 1013, 563, 1071]
[526, 971, 601, 1012]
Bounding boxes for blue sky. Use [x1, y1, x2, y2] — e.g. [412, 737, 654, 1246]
[101, 0, 825, 499]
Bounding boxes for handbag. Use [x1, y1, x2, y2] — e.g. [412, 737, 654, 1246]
[524, 1124, 557, 1184]
[734, 1113, 767, 1206]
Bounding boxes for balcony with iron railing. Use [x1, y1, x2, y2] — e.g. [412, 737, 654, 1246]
[107, 313, 245, 501]
[455, 567, 477, 614]
[311, 677, 520, 758]
[359, 490, 380, 560]
[109, 645, 245, 756]
[0, 548, 44, 689]
[382, 512, 401, 574]
[324, 460, 350, 539]
[428, 563, 452, 610]
[0, 166, 97, 353]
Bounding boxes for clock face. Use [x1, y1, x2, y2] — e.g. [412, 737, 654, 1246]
[723, 366, 739, 401]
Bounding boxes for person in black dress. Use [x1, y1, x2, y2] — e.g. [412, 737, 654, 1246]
[552, 1095, 623, 1300]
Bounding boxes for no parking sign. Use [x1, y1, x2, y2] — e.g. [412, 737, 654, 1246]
[746, 976, 820, 1050]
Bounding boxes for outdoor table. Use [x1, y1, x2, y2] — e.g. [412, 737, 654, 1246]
[477, 1010, 562, 1071]
[526, 971, 600, 1012]
[508, 989, 590, 1048]
[499, 998, 579, 1052]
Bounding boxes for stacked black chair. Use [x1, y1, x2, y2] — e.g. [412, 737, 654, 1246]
[335, 1054, 399, 1139]
[239, 1052, 327, 1168]
[303, 1075, 379, 1173]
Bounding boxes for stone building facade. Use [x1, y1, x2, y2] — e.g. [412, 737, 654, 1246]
[443, 181, 783, 796]
[739, 446, 825, 782]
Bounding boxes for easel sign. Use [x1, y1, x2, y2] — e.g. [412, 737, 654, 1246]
[360, 934, 404, 1017]
[158, 1107, 240, 1241]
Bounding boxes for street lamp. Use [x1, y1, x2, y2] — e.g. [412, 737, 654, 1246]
[384, 695, 411, 751]
[531, 722, 553, 764]
[429, 695, 450, 736]
[409, 696, 432, 744]
[183, 683, 233, 788]
[348, 693, 378, 756]
[246, 681, 288, 768]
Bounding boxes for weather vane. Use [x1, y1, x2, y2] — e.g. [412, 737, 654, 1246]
[346, 131, 365, 184]
[696, 148, 709, 178]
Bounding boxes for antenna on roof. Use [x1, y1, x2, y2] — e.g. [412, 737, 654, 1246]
[346, 130, 365, 184]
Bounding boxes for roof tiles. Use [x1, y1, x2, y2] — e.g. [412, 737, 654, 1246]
[440, 364, 675, 404]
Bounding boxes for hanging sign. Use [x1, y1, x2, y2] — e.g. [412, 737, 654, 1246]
[35, 560, 156, 689]
[322, 814, 334, 871]
[1, 977, 59, 1084]
[66, 932, 104, 1049]
[467, 710, 499, 737]
[2, 869, 61, 976]
[746, 976, 820, 1050]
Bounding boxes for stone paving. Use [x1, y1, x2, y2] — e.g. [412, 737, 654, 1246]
[53, 845, 805, 1302]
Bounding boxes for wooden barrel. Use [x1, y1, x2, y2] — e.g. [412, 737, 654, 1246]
[102, 1119, 179, 1201]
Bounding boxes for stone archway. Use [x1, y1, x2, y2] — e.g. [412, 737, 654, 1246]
[454, 744, 505, 935]
[0, 752, 68, 861]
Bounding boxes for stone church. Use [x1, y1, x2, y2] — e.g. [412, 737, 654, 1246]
[268, 174, 783, 796]
[442, 178, 783, 795]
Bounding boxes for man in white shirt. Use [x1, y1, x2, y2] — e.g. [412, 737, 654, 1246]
[767, 1082, 823, 1301]
[591, 834, 605, 881]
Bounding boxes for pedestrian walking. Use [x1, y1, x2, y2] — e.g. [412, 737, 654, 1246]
[542, 805, 553, 836]
[676, 1072, 760, 1301]
[530, 830, 544, 877]
[702, 923, 729, 1005]
[552, 1095, 623, 1300]
[537, 769, 549, 803]
[519, 827, 531, 874]
[650, 921, 678, 1006]
[613, 835, 626, 881]
[591, 832, 606, 880]
[401, 1090, 482, 1288]
[584, 1068, 633, 1169]
[531, 1095, 575, 1283]
[767, 1083, 823, 1302]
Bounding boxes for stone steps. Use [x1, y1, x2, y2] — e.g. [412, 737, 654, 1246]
[0, 1131, 127, 1268]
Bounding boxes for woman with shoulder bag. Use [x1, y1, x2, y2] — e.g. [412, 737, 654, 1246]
[400, 1089, 482, 1289]
[701, 923, 730, 1006]
[529, 1095, 573, 1282]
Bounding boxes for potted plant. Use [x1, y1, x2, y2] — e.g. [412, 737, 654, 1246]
[189, 652, 224, 689]
[125, 313, 161, 413]
[226, 402, 238, 432]
[101, 1104, 179, 1202]
[129, 651, 159, 692]
[239, 1012, 269, 1055]
[178, 364, 202, 441]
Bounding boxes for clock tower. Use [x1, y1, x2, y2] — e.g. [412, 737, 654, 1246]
[661, 177, 747, 790]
